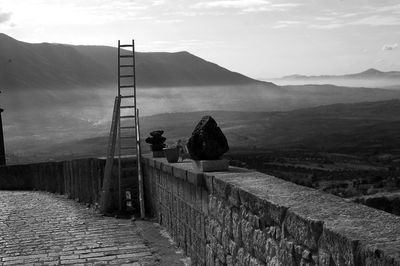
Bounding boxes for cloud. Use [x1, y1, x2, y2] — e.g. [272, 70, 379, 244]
[0, 11, 11, 24]
[309, 14, 400, 30]
[272, 20, 301, 29]
[155, 19, 183, 24]
[194, 0, 270, 9]
[382, 43, 398, 51]
[192, 0, 300, 12]
[152, 0, 165, 5]
[309, 23, 345, 30]
[350, 15, 400, 26]
[376, 4, 400, 14]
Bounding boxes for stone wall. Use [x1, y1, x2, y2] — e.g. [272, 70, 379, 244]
[0, 158, 138, 210]
[142, 154, 400, 266]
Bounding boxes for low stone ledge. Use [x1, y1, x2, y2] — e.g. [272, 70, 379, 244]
[142, 155, 400, 265]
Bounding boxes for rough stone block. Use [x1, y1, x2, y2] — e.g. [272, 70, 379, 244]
[224, 207, 233, 237]
[250, 214, 260, 229]
[187, 171, 203, 186]
[192, 159, 229, 172]
[259, 200, 287, 228]
[319, 227, 358, 266]
[161, 164, 173, 174]
[204, 173, 214, 194]
[242, 220, 255, 255]
[229, 240, 239, 260]
[216, 200, 225, 225]
[278, 240, 295, 266]
[154, 159, 163, 169]
[228, 186, 241, 208]
[295, 244, 303, 256]
[213, 175, 231, 201]
[274, 226, 281, 241]
[237, 248, 251, 265]
[318, 249, 333, 266]
[206, 244, 215, 266]
[249, 257, 264, 266]
[215, 224, 223, 243]
[222, 230, 231, 251]
[207, 219, 222, 243]
[232, 209, 242, 245]
[283, 211, 323, 250]
[209, 196, 218, 217]
[209, 235, 219, 254]
[226, 255, 233, 266]
[253, 229, 266, 261]
[312, 255, 319, 265]
[217, 243, 226, 264]
[238, 187, 259, 212]
[302, 249, 312, 260]
[172, 167, 187, 181]
[265, 238, 278, 263]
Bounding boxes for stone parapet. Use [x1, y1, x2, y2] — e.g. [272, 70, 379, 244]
[0, 157, 138, 211]
[142, 154, 400, 266]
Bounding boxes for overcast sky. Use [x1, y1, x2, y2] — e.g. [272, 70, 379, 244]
[0, 0, 399, 78]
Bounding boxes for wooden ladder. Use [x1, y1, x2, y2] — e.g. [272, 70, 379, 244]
[100, 40, 145, 218]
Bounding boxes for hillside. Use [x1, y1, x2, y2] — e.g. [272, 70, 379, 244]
[0, 33, 266, 89]
[273, 68, 400, 88]
[141, 99, 400, 154]
[10, 99, 400, 162]
[73, 45, 267, 88]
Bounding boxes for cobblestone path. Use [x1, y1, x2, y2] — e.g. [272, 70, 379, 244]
[0, 191, 161, 266]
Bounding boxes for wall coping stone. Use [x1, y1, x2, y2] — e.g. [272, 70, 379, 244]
[142, 153, 400, 264]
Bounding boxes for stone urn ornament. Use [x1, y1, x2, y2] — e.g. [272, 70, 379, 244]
[163, 145, 179, 163]
[145, 130, 166, 158]
[187, 116, 229, 172]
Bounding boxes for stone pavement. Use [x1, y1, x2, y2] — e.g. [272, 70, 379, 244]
[0, 191, 183, 266]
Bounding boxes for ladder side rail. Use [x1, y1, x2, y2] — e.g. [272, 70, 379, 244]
[136, 109, 145, 218]
[100, 96, 120, 213]
[117, 40, 122, 211]
[118, 40, 121, 96]
[133, 39, 137, 107]
[117, 107, 122, 211]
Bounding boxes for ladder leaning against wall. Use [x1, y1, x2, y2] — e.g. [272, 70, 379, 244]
[100, 39, 145, 218]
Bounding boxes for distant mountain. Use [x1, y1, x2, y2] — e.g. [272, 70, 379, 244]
[282, 68, 400, 79]
[273, 68, 400, 88]
[0, 33, 267, 89]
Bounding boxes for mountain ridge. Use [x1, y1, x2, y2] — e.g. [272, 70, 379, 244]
[273, 68, 400, 88]
[280, 68, 400, 81]
[0, 34, 271, 89]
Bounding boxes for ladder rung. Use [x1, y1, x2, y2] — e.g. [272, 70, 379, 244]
[120, 105, 135, 109]
[121, 146, 136, 150]
[121, 167, 136, 171]
[120, 115, 135, 119]
[120, 64, 134, 67]
[120, 44, 133, 47]
[120, 55, 133, 58]
[120, 95, 135, 98]
[120, 75, 134, 78]
[120, 85, 134, 88]
[120, 126, 135, 129]
[120, 136, 136, 139]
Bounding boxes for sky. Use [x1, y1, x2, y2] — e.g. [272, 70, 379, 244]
[0, 0, 400, 78]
